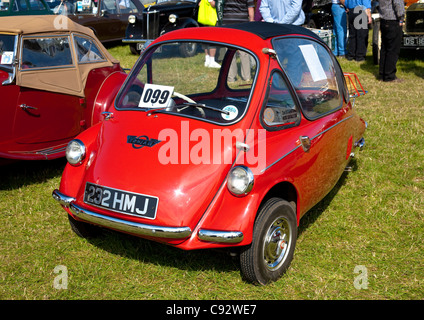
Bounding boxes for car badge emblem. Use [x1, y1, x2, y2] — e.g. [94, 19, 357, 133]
[127, 135, 162, 149]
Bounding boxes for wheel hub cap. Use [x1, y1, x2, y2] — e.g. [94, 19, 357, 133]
[263, 217, 291, 271]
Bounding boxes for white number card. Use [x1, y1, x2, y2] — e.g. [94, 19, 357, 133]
[1, 52, 14, 65]
[138, 84, 174, 108]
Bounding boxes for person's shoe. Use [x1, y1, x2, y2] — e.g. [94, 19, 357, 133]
[208, 60, 221, 68]
[384, 77, 404, 83]
[346, 56, 354, 61]
[355, 57, 365, 62]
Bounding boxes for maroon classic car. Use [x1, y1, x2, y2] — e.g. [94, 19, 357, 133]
[0, 15, 127, 163]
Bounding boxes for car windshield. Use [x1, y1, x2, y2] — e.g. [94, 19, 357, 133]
[0, 34, 17, 74]
[116, 40, 258, 125]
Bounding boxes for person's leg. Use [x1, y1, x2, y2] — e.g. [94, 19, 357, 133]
[380, 20, 402, 81]
[239, 51, 251, 81]
[332, 4, 347, 56]
[346, 10, 357, 60]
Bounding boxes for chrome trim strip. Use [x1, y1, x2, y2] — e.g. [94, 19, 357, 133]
[52, 189, 75, 207]
[198, 229, 244, 244]
[52, 189, 192, 240]
[262, 115, 354, 173]
[354, 137, 365, 150]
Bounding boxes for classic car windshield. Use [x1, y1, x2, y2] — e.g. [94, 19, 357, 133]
[273, 37, 342, 119]
[0, 34, 17, 74]
[116, 40, 257, 124]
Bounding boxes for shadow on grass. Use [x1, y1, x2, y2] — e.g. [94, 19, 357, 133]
[358, 50, 424, 80]
[0, 158, 66, 190]
[87, 230, 241, 275]
[78, 159, 360, 278]
[298, 158, 357, 236]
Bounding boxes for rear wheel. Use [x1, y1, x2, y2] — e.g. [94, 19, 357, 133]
[240, 198, 297, 285]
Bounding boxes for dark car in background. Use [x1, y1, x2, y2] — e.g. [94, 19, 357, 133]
[51, 0, 153, 42]
[123, 0, 200, 54]
[304, 0, 333, 30]
[0, 0, 52, 15]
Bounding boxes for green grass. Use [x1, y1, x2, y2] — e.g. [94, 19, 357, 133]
[1, 41, 423, 300]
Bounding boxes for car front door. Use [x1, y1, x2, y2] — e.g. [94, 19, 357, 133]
[273, 37, 352, 214]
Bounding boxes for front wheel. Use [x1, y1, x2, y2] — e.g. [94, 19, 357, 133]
[68, 214, 102, 239]
[240, 198, 297, 285]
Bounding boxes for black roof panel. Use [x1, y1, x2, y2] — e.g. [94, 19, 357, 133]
[221, 22, 323, 43]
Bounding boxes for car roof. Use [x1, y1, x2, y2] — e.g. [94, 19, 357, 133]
[0, 15, 94, 36]
[158, 22, 325, 49]
[222, 22, 323, 42]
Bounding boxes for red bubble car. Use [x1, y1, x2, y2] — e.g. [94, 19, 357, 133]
[53, 22, 367, 284]
[0, 15, 125, 164]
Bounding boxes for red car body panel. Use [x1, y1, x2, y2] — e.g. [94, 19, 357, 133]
[54, 23, 367, 253]
[0, 16, 126, 163]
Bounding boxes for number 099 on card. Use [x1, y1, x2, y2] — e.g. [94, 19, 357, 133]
[138, 84, 174, 108]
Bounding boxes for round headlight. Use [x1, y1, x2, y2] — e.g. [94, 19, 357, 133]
[66, 139, 86, 166]
[227, 166, 254, 196]
[128, 15, 136, 24]
[168, 14, 177, 23]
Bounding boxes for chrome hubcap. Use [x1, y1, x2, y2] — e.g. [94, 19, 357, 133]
[263, 217, 291, 271]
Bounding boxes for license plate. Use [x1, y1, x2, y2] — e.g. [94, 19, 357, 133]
[84, 182, 158, 220]
[403, 36, 424, 47]
[136, 42, 145, 51]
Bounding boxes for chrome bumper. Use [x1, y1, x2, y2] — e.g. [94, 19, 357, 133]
[52, 190, 243, 244]
[53, 189, 191, 239]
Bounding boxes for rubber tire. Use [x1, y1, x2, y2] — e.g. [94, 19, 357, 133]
[68, 214, 101, 239]
[178, 42, 198, 58]
[240, 198, 297, 285]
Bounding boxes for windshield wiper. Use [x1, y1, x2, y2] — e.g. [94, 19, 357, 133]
[179, 102, 230, 115]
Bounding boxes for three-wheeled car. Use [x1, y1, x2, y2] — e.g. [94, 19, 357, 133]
[53, 22, 367, 284]
[0, 15, 126, 163]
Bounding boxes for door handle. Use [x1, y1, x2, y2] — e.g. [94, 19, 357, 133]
[19, 104, 38, 110]
[299, 136, 311, 152]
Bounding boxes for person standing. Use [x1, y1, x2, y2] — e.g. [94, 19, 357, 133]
[331, 0, 347, 58]
[345, 0, 371, 62]
[259, 0, 305, 25]
[378, 0, 405, 82]
[221, 0, 255, 82]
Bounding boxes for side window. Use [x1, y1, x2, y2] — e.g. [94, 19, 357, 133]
[274, 38, 342, 119]
[74, 35, 106, 63]
[21, 37, 73, 69]
[118, 0, 138, 13]
[28, 0, 45, 10]
[262, 71, 300, 128]
[15, 0, 28, 11]
[0, 0, 11, 11]
[102, 0, 117, 13]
